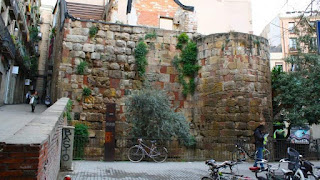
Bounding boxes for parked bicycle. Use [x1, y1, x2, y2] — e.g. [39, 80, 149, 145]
[250, 159, 282, 180]
[127, 138, 168, 163]
[232, 135, 270, 162]
[202, 159, 252, 180]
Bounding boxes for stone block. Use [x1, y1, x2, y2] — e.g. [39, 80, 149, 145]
[70, 21, 82, 28]
[117, 55, 127, 63]
[127, 56, 135, 64]
[66, 35, 87, 43]
[116, 40, 126, 47]
[109, 70, 122, 78]
[86, 113, 103, 122]
[159, 74, 170, 82]
[73, 43, 83, 51]
[83, 44, 95, 52]
[132, 27, 145, 33]
[122, 26, 132, 33]
[63, 42, 73, 50]
[71, 28, 89, 36]
[114, 47, 126, 55]
[110, 25, 121, 31]
[106, 31, 114, 40]
[115, 33, 130, 41]
[127, 41, 135, 48]
[224, 81, 235, 90]
[96, 30, 106, 38]
[106, 46, 114, 54]
[95, 44, 104, 52]
[110, 63, 120, 70]
[70, 51, 85, 58]
[213, 83, 223, 93]
[127, 72, 135, 79]
[126, 48, 132, 55]
[91, 53, 101, 60]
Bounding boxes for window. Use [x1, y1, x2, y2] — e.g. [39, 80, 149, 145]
[288, 22, 295, 33]
[289, 38, 297, 51]
[159, 17, 173, 30]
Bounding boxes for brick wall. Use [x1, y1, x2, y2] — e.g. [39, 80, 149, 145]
[0, 98, 69, 179]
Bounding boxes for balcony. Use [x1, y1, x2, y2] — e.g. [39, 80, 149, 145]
[0, 15, 16, 59]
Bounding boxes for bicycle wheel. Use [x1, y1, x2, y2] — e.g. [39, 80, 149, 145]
[232, 149, 246, 162]
[201, 176, 215, 180]
[128, 146, 144, 162]
[151, 147, 168, 162]
[306, 174, 317, 180]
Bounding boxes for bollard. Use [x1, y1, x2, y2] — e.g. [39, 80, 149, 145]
[64, 175, 71, 180]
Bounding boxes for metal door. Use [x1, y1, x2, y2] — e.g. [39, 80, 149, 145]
[104, 103, 116, 161]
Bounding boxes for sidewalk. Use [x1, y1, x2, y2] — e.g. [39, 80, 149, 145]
[58, 160, 320, 180]
[0, 104, 47, 142]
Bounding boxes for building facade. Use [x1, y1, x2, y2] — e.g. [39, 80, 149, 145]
[0, 0, 41, 106]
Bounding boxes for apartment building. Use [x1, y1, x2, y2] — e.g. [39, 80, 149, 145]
[0, 0, 41, 106]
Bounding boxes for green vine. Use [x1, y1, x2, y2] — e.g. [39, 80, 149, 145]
[134, 40, 149, 77]
[89, 26, 98, 38]
[29, 26, 40, 42]
[173, 33, 200, 96]
[145, 30, 157, 40]
[74, 123, 89, 159]
[77, 61, 87, 75]
[82, 87, 92, 97]
[66, 100, 73, 122]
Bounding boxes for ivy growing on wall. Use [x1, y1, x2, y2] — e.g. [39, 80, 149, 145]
[145, 30, 157, 40]
[134, 40, 149, 78]
[77, 61, 87, 75]
[82, 87, 92, 97]
[173, 33, 200, 96]
[89, 26, 98, 38]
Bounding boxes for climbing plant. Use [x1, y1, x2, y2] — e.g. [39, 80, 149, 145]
[145, 30, 157, 40]
[74, 123, 89, 159]
[82, 87, 92, 97]
[173, 33, 200, 96]
[89, 26, 98, 38]
[134, 40, 149, 78]
[77, 61, 87, 75]
[29, 26, 40, 42]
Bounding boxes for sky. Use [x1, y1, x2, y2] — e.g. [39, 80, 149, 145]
[252, 0, 315, 35]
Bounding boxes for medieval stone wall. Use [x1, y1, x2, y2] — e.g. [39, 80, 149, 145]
[57, 19, 271, 160]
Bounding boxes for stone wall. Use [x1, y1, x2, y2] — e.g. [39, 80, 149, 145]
[0, 98, 69, 179]
[193, 33, 272, 156]
[57, 18, 271, 160]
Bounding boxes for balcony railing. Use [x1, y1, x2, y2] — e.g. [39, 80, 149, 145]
[0, 15, 16, 59]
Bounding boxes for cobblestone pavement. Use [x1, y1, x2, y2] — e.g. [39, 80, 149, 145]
[58, 160, 320, 180]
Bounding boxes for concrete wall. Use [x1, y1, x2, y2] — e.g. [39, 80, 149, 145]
[55, 18, 271, 159]
[0, 98, 69, 179]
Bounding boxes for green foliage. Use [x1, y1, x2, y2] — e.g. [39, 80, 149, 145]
[173, 33, 200, 96]
[134, 40, 149, 77]
[77, 61, 87, 75]
[272, 17, 320, 126]
[89, 26, 98, 38]
[29, 26, 40, 42]
[66, 100, 73, 122]
[145, 31, 157, 40]
[30, 56, 38, 76]
[82, 87, 92, 97]
[74, 123, 89, 159]
[50, 27, 56, 39]
[125, 88, 195, 146]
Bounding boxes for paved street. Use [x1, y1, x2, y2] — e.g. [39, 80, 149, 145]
[0, 104, 47, 142]
[58, 160, 320, 180]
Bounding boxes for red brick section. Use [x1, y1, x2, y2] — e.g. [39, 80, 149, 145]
[0, 98, 68, 179]
[134, 0, 180, 27]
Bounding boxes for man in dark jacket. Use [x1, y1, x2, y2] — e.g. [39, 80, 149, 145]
[253, 124, 265, 169]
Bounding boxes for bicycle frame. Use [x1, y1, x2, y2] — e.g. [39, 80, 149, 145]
[136, 140, 157, 158]
[235, 143, 255, 159]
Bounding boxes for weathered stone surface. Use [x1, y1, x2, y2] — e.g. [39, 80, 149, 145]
[91, 53, 101, 60]
[106, 31, 114, 40]
[96, 30, 106, 38]
[127, 41, 135, 48]
[116, 40, 126, 47]
[95, 44, 104, 52]
[73, 43, 83, 51]
[70, 51, 85, 58]
[114, 47, 126, 55]
[63, 42, 73, 50]
[110, 63, 120, 70]
[117, 55, 127, 63]
[127, 56, 135, 64]
[109, 70, 122, 78]
[66, 35, 87, 43]
[83, 44, 95, 52]
[115, 33, 130, 41]
[126, 48, 131, 55]
[71, 28, 89, 36]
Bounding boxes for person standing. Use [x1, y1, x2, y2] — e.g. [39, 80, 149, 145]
[29, 90, 39, 112]
[25, 91, 31, 104]
[253, 124, 265, 169]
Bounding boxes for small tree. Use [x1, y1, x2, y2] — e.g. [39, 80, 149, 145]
[272, 16, 320, 126]
[125, 88, 195, 146]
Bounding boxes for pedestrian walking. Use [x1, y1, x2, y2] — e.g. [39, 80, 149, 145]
[253, 124, 265, 170]
[29, 90, 39, 112]
[25, 91, 31, 104]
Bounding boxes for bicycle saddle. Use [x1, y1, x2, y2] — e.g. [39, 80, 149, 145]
[282, 169, 293, 174]
[205, 159, 217, 166]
